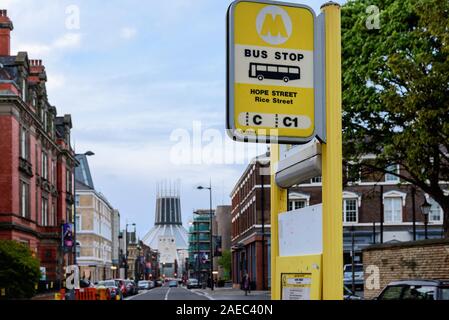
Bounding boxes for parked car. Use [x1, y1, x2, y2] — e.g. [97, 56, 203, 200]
[80, 279, 94, 288]
[343, 264, 364, 290]
[125, 280, 138, 295]
[168, 280, 178, 288]
[137, 280, 154, 291]
[376, 280, 449, 300]
[96, 280, 123, 300]
[344, 285, 363, 300]
[187, 278, 201, 289]
[155, 280, 163, 287]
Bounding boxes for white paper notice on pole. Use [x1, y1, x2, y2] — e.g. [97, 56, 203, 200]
[278, 203, 322, 257]
[281, 273, 312, 300]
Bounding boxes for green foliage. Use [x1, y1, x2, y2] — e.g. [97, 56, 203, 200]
[217, 249, 231, 280]
[342, 0, 449, 235]
[0, 240, 41, 299]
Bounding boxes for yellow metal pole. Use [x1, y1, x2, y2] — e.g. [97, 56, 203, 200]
[321, 2, 343, 300]
[270, 143, 287, 300]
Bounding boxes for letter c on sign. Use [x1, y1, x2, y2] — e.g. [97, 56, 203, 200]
[283, 117, 293, 127]
[253, 115, 263, 125]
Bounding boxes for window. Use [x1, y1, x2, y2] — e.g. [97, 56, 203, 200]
[75, 215, 81, 232]
[268, 66, 277, 72]
[257, 65, 266, 71]
[41, 153, 48, 180]
[66, 169, 72, 193]
[385, 164, 400, 182]
[40, 106, 45, 122]
[76, 243, 81, 258]
[41, 198, 49, 226]
[344, 199, 358, 223]
[379, 286, 404, 300]
[278, 67, 288, 73]
[22, 78, 27, 102]
[43, 112, 48, 132]
[20, 127, 29, 160]
[51, 160, 56, 184]
[20, 181, 30, 218]
[402, 286, 436, 300]
[50, 202, 56, 226]
[428, 198, 443, 223]
[384, 197, 402, 223]
[289, 67, 300, 74]
[346, 163, 361, 183]
[288, 200, 307, 211]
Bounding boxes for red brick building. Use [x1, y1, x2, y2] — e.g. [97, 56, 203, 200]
[231, 151, 447, 290]
[0, 10, 77, 288]
[230, 154, 270, 291]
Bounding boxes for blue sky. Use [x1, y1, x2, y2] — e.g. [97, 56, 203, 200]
[4, 0, 343, 237]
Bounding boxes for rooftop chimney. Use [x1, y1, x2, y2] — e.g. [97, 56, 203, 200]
[0, 10, 14, 56]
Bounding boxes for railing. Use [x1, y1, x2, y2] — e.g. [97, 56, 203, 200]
[55, 287, 111, 300]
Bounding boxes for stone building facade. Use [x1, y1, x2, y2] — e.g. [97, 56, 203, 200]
[75, 154, 117, 282]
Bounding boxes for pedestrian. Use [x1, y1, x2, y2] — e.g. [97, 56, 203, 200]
[243, 273, 251, 296]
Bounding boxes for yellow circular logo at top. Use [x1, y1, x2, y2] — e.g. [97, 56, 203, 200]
[256, 5, 292, 46]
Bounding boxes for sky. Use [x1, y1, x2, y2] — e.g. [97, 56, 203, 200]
[3, 0, 343, 238]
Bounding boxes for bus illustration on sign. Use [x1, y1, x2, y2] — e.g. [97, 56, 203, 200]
[249, 62, 301, 83]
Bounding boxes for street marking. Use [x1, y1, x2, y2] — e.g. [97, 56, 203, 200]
[164, 288, 171, 300]
[189, 288, 215, 300]
[125, 290, 149, 300]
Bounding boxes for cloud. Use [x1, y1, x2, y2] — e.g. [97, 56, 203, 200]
[46, 73, 66, 91]
[119, 27, 137, 40]
[53, 33, 81, 49]
[13, 32, 81, 57]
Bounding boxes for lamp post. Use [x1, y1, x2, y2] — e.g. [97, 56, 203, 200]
[421, 199, 431, 240]
[73, 151, 95, 265]
[197, 182, 214, 291]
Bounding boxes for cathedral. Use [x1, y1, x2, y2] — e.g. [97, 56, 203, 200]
[142, 181, 189, 278]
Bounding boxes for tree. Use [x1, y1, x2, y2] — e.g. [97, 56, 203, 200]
[0, 240, 41, 299]
[342, 0, 449, 236]
[217, 249, 231, 280]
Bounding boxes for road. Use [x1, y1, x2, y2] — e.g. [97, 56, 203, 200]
[127, 286, 270, 300]
[127, 286, 209, 301]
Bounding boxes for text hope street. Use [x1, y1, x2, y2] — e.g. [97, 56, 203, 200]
[251, 88, 298, 105]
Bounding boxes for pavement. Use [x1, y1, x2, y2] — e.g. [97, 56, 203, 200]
[126, 285, 271, 301]
[31, 292, 57, 300]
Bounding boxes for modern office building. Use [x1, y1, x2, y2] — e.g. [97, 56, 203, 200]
[188, 209, 216, 283]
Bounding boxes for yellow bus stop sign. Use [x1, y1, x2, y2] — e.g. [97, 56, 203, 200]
[227, 0, 320, 144]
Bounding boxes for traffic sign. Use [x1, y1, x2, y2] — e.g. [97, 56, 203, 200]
[227, 0, 324, 144]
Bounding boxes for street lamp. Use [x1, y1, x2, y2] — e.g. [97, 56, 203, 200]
[421, 199, 431, 240]
[197, 182, 214, 291]
[73, 151, 95, 265]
